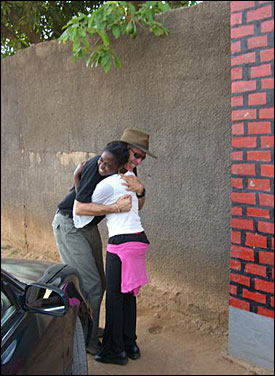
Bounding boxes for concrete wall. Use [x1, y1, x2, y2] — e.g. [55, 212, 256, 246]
[1, 1, 231, 327]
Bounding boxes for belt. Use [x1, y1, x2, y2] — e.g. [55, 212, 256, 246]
[56, 208, 73, 218]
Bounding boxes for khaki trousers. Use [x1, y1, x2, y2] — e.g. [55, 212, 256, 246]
[52, 212, 105, 347]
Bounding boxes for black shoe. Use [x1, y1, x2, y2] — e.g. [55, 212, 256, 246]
[126, 344, 141, 360]
[87, 340, 102, 355]
[94, 350, 128, 365]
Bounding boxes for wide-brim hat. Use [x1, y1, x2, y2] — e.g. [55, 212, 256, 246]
[119, 128, 157, 158]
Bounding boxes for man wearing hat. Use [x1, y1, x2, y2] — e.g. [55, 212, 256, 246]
[52, 128, 156, 356]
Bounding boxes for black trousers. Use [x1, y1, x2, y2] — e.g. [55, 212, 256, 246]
[102, 251, 137, 354]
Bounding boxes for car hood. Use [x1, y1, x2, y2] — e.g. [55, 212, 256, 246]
[1, 258, 64, 284]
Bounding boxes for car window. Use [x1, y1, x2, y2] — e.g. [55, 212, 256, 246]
[1, 291, 16, 326]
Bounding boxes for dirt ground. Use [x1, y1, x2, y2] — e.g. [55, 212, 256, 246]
[88, 303, 273, 376]
[1, 242, 273, 376]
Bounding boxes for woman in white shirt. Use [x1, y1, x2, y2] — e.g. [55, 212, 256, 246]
[74, 141, 152, 366]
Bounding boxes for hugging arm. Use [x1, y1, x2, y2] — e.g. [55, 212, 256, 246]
[74, 195, 132, 215]
[74, 162, 132, 215]
[120, 174, 145, 210]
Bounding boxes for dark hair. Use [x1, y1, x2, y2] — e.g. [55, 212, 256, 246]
[103, 141, 129, 166]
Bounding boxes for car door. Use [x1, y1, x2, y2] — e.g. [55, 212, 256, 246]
[1, 272, 67, 375]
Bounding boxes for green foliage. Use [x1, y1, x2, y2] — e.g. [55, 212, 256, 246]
[59, 1, 171, 74]
[1, 1, 103, 56]
[2, 1, 201, 72]
[168, 1, 198, 8]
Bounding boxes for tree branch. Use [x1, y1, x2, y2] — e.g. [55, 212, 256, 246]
[129, 1, 146, 10]
[9, 9, 41, 44]
[1, 22, 17, 41]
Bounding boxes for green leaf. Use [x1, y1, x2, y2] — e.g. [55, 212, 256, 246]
[73, 40, 81, 52]
[103, 60, 111, 73]
[112, 25, 120, 39]
[114, 55, 122, 69]
[152, 27, 163, 37]
[86, 54, 92, 67]
[102, 55, 111, 73]
[98, 30, 110, 46]
[126, 22, 133, 34]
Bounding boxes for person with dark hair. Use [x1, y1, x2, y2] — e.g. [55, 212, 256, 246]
[73, 136, 156, 366]
[52, 129, 156, 356]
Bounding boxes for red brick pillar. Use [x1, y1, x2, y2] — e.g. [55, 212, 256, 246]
[229, 1, 274, 370]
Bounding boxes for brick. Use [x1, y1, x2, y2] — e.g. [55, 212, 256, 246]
[231, 206, 243, 216]
[229, 296, 250, 311]
[231, 67, 243, 80]
[231, 25, 255, 39]
[231, 12, 243, 26]
[248, 35, 268, 50]
[232, 52, 256, 66]
[248, 92, 267, 106]
[259, 107, 274, 119]
[248, 178, 271, 191]
[255, 278, 274, 293]
[231, 192, 256, 205]
[245, 263, 267, 277]
[231, 163, 255, 175]
[259, 193, 274, 207]
[247, 150, 271, 162]
[261, 19, 274, 33]
[231, 41, 242, 54]
[232, 151, 244, 160]
[258, 221, 274, 234]
[247, 207, 270, 218]
[232, 80, 256, 93]
[231, 230, 242, 244]
[231, 177, 243, 189]
[261, 136, 274, 148]
[257, 306, 274, 318]
[261, 78, 274, 89]
[247, 5, 273, 22]
[243, 289, 267, 304]
[259, 251, 274, 265]
[231, 218, 254, 230]
[231, 96, 244, 107]
[230, 258, 242, 270]
[230, 272, 251, 287]
[246, 232, 267, 248]
[261, 165, 274, 177]
[260, 48, 274, 62]
[231, 244, 255, 261]
[251, 63, 272, 78]
[248, 122, 271, 135]
[232, 109, 257, 121]
[229, 284, 238, 295]
[231, 2, 255, 12]
[232, 136, 257, 148]
[232, 122, 244, 135]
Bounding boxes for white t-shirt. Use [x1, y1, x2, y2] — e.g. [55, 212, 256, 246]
[73, 171, 144, 238]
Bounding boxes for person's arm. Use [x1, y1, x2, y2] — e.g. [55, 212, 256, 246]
[120, 174, 146, 210]
[73, 161, 132, 215]
[137, 194, 145, 211]
[74, 194, 132, 216]
[74, 161, 86, 193]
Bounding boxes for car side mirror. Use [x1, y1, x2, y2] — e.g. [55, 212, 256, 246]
[24, 283, 69, 316]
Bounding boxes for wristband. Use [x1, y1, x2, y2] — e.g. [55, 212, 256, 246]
[114, 203, 120, 213]
[136, 188, 146, 198]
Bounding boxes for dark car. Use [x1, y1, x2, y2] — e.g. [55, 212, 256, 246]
[1, 258, 93, 375]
